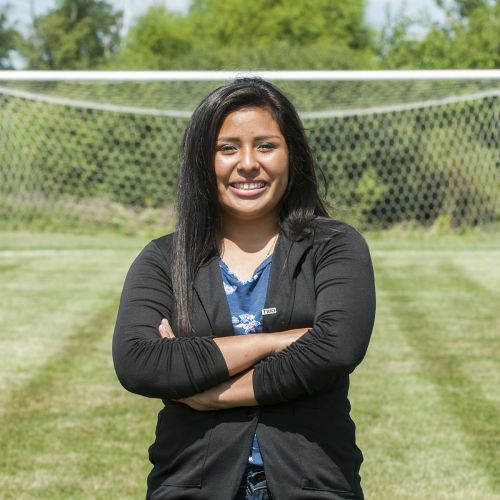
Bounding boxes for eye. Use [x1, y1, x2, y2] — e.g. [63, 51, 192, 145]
[258, 142, 275, 151]
[217, 144, 237, 153]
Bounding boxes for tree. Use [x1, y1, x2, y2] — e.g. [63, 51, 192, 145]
[189, 0, 366, 48]
[0, 5, 19, 69]
[379, 0, 500, 68]
[113, 6, 193, 69]
[22, 0, 122, 69]
[115, 0, 376, 70]
[436, 0, 491, 18]
[188, 0, 375, 69]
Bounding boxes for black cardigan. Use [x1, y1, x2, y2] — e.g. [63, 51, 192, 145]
[112, 219, 376, 500]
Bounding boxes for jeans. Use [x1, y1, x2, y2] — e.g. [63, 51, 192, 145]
[234, 463, 271, 500]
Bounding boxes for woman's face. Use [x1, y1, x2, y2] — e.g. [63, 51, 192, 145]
[214, 106, 289, 223]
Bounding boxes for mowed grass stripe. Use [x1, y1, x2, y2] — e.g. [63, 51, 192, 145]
[2, 232, 499, 499]
[0, 281, 159, 499]
[0, 235, 156, 498]
[349, 260, 487, 499]
[378, 257, 499, 494]
[0, 251, 137, 401]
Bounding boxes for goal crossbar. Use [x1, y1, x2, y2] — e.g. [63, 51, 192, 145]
[1, 70, 499, 81]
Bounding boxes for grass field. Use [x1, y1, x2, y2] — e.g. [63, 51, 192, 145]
[0, 230, 499, 499]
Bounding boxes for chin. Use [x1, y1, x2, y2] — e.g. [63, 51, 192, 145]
[228, 207, 279, 222]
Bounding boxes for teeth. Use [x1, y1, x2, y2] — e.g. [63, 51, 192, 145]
[233, 182, 266, 190]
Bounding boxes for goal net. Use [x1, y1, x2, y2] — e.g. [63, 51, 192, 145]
[1, 71, 498, 233]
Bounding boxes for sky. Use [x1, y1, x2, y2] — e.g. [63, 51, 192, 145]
[2, 0, 447, 32]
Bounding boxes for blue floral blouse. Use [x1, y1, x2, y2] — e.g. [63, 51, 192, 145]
[217, 252, 273, 466]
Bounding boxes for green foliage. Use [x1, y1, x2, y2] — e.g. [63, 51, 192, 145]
[113, 6, 192, 70]
[4, 0, 498, 71]
[0, 5, 19, 69]
[189, 0, 369, 49]
[0, 195, 174, 236]
[113, 0, 376, 70]
[437, 0, 492, 18]
[380, 0, 500, 69]
[111, 0, 498, 71]
[21, 0, 122, 69]
[2, 89, 496, 232]
[303, 94, 498, 229]
[3, 0, 498, 233]
[416, 119, 499, 226]
[0, 96, 183, 216]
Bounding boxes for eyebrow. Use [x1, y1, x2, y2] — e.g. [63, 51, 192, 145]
[217, 135, 282, 142]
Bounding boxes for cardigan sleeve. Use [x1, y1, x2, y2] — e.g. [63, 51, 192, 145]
[252, 225, 375, 405]
[112, 240, 230, 400]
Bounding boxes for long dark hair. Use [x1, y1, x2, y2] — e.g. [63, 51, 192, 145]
[172, 77, 328, 336]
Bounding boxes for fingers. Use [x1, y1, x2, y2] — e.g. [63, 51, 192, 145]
[158, 318, 175, 339]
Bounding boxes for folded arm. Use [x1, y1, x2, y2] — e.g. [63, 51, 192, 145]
[176, 225, 375, 410]
[157, 319, 305, 409]
[112, 240, 307, 400]
[253, 226, 376, 405]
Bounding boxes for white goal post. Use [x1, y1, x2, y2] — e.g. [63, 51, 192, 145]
[2, 69, 500, 80]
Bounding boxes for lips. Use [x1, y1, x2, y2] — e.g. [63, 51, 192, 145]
[228, 181, 268, 197]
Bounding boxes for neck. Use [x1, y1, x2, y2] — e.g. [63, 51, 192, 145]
[218, 213, 279, 251]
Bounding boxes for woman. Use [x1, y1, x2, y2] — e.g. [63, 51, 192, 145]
[113, 78, 375, 500]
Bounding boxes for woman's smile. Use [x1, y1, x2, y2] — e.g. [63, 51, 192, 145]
[215, 106, 289, 222]
[231, 181, 267, 190]
[229, 181, 268, 197]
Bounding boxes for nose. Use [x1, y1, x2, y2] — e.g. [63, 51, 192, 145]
[238, 145, 259, 172]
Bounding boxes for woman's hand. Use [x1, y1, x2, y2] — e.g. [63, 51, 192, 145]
[158, 318, 175, 339]
[158, 319, 217, 410]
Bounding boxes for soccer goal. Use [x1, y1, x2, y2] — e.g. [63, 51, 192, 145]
[0, 70, 498, 233]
